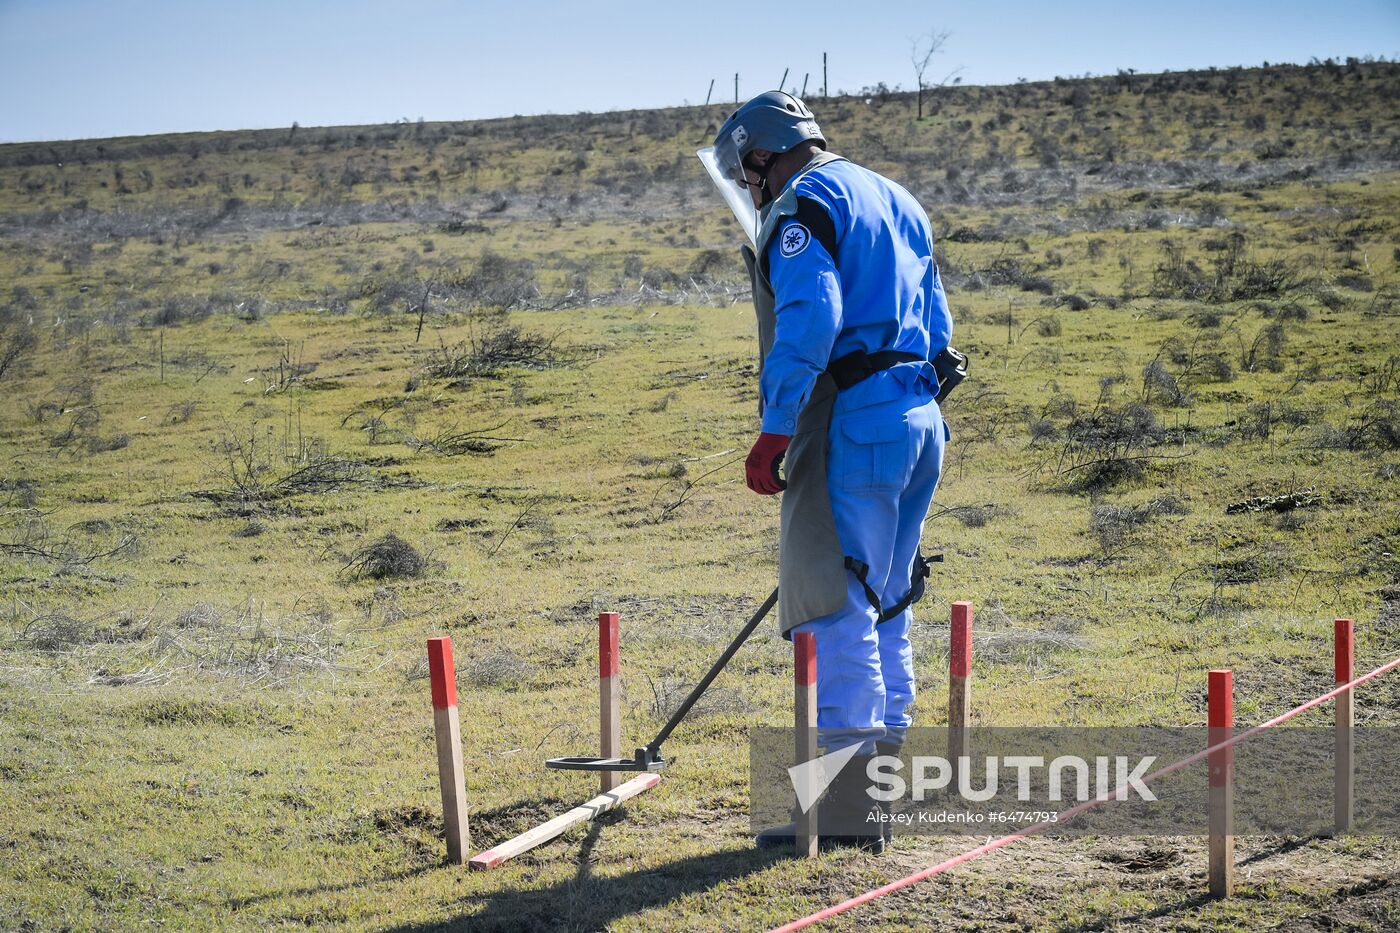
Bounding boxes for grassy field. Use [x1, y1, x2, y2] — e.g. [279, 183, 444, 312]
[1, 61, 1398, 930]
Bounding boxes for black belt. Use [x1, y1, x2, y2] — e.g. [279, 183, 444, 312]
[825, 346, 969, 402]
[825, 349, 924, 391]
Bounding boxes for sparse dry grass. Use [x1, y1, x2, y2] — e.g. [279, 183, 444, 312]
[1, 61, 1398, 931]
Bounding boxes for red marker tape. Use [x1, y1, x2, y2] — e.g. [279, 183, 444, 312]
[950, 601, 973, 678]
[1208, 669, 1233, 788]
[794, 632, 816, 687]
[427, 637, 457, 710]
[599, 612, 619, 678]
[1335, 619, 1354, 684]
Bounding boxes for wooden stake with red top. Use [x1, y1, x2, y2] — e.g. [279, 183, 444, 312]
[794, 631, 818, 858]
[948, 601, 973, 784]
[427, 636, 469, 864]
[1208, 668, 1234, 898]
[599, 611, 622, 794]
[1335, 618, 1354, 835]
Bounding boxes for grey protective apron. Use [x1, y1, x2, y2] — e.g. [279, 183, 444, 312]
[741, 152, 851, 635]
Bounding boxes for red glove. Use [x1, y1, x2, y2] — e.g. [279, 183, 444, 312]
[745, 432, 790, 495]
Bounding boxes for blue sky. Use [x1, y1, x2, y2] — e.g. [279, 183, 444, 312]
[1, 0, 1397, 143]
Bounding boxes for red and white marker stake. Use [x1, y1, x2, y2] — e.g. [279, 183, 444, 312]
[1208, 669, 1234, 898]
[948, 601, 973, 784]
[1335, 618, 1354, 835]
[599, 611, 622, 795]
[794, 631, 818, 858]
[427, 636, 470, 865]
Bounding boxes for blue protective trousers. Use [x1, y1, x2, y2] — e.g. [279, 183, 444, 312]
[793, 369, 946, 754]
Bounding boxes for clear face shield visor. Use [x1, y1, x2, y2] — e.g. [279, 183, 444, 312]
[696, 143, 759, 247]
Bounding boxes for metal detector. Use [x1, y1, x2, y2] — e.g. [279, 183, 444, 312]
[546, 587, 780, 773]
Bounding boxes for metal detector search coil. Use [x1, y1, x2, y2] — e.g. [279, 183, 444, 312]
[546, 747, 667, 773]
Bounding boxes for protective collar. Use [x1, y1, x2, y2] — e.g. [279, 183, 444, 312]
[755, 151, 845, 255]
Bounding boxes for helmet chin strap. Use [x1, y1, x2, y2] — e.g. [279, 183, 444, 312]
[753, 153, 778, 208]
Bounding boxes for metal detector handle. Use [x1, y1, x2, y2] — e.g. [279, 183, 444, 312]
[644, 586, 780, 756]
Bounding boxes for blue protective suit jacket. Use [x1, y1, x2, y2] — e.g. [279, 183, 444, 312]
[758, 158, 953, 434]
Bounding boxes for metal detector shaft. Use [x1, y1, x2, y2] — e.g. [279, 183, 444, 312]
[644, 586, 779, 756]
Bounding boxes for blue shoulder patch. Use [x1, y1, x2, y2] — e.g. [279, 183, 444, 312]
[778, 223, 810, 258]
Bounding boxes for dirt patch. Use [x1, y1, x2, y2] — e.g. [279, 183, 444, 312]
[469, 797, 579, 847]
[122, 697, 295, 730]
[373, 804, 437, 835]
[347, 804, 441, 862]
[548, 593, 762, 640]
[1097, 843, 1185, 873]
[1227, 654, 1333, 718]
[1299, 876, 1396, 931]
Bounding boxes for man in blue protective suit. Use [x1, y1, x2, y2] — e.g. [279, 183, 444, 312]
[699, 91, 962, 853]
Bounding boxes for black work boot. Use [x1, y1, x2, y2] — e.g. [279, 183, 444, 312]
[874, 742, 904, 847]
[824, 754, 886, 852]
[755, 754, 886, 854]
[753, 816, 810, 851]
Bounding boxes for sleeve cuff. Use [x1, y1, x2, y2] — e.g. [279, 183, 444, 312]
[760, 406, 800, 435]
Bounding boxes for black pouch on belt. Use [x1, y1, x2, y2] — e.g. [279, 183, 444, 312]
[932, 347, 969, 403]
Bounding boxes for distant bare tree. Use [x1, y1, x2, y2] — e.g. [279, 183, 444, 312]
[910, 28, 962, 120]
[413, 271, 439, 343]
[0, 324, 38, 379]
